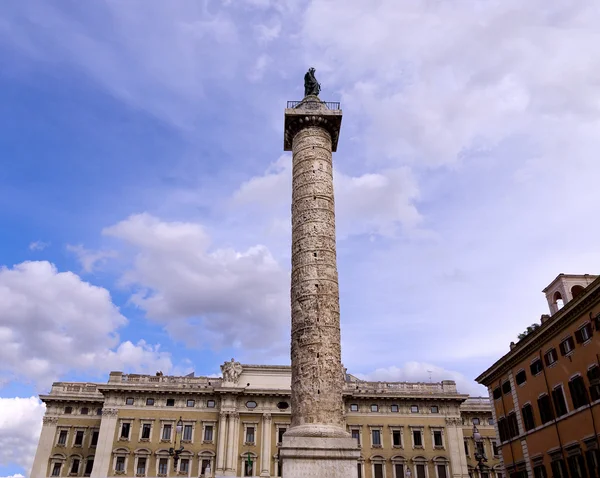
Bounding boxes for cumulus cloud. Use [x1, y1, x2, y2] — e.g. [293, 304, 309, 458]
[357, 362, 487, 397]
[66, 244, 117, 273]
[103, 213, 289, 354]
[0, 397, 45, 473]
[233, 155, 422, 238]
[0, 261, 172, 388]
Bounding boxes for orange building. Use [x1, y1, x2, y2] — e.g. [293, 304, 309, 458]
[476, 274, 600, 478]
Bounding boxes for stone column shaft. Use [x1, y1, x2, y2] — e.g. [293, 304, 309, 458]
[225, 413, 239, 475]
[91, 408, 119, 478]
[290, 125, 344, 430]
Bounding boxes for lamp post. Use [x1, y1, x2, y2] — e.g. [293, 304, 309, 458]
[169, 417, 185, 471]
[472, 425, 488, 474]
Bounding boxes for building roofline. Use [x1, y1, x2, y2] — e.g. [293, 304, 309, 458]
[476, 275, 600, 385]
[541, 273, 598, 293]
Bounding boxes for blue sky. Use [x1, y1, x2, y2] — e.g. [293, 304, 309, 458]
[2, 1, 600, 476]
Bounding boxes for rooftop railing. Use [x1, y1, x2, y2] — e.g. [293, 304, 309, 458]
[287, 100, 341, 110]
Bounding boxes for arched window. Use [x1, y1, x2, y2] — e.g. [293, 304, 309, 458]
[240, 452, 258, 477]
[571, 285, 585, 299]
[553, 291, 564, 310]
[370, 455, 386, 478]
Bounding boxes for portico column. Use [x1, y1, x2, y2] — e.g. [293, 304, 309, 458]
[30, 416, 59, 478]
[260, 413, 272, 477]
[91, 408, 119, 478]
[445, 417, 469, 478]
[216, 412, 228, 473]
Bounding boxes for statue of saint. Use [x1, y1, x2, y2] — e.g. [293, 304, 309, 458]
[304, 67, 321, 97]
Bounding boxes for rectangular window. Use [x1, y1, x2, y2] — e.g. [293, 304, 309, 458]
[65, 406, 72, 414]
[434, 430, 443, 447]
[522, 404, 535, 431]
[201, 459, 211, 476]
[207, 399, 216, 408]
[126, 397, 134, 405]
[159, 458, 168, 474]
[585, 449, 599, 478]
[431, 406, 439, 413]
[58, 430, 68, 445]
[575, 323, 593, 343]
[393, 430, 402, 447]
[372, 429, 381, 446]
[544, 349, 558, 366]
[96, 408, 102, 415]
[278, 427, 286, 444]
[476, 441, 485, 457]
[588, 366, 600, 402]
[91, 430, 99, 447]
[115, 456, 125, 472]
[162, 424, 172, 440]
[187, 399, 195, 407]
[552, 387, 568, 417]
[180, 458, 190, 473]
[52, 463, 61, 476]
[371, 404, 379, 412]
[246, 426, 255, 443]
[502, 381, 511, 394]
[551, 460, 568, 478]
[515, 370, 527, 385]
[438, 464, 448, 478]
[538, 395, 555, 424]
[492, 441, 499, 456]
[352, 429, 361, 445]
[146, 398, 154, 406]
[530, 359, 543, 375]
[417, 464, 426, 478]
[395, 463, 404, 478]
[84, 458, 94, 475]
[74, 430, 84, 446]
[559, 337, 575, 356]
[120, 422, 130, 439]
[183, 424, 193, 441]
[71, 459, 80, 474]
[569, 376, 590, 409]
[350, 404, 359, 412]
[374, 463, 384, 478]
[136, 457, 146, 475]
[411, 405, 419, 413]
[508, 412, 519, 438]
[498, 418, 508, 441]
[533, 465, 547, 478]
[488, 417, 494, 425]
[81, 407, 88, 415]
[357, 463, 363, 478]
[166, 398, 175, 407]
[413, 430, 422, 447]
[493, 387, 502, 399]
[464, 439, 470, 456]
[473, 418, 480, 425]
[391, 404, 399, 412]
[567, 454, 586, 478]
[141, 423, 151, 439]
[204, 425, 214, 442]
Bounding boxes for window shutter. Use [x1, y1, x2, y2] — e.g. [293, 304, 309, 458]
[559, 341, 567, 356]
[575, 329, 584, 344]
[544, 354, 550, 366]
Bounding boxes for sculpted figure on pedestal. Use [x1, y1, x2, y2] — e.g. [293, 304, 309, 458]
[304, 67, 321, 97]
[221, 358, 243, 385]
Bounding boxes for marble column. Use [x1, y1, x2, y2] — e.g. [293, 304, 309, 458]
[30, 415, 59, 478]
[260, 413, 272, 477]
[280, 95, 359, 477]
[91, 408, 119, 478]
[216, 412, 228, 474]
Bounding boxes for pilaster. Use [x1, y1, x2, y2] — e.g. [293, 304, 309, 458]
[91, 408, 119, 478]
[216, 412, 228, 473]
[30, 415, 59, 478]
[260, 413, 272, 476]
[224, 412, 239, 476]
[445, 417, 469, 478]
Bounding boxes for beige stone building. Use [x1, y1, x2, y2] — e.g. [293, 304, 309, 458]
[31, 362, 501, 478]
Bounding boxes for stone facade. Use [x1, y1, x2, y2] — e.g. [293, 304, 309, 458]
[31, 364, 501, 478]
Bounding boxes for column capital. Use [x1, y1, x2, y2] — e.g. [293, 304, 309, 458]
[42, 416, 60, 425]
[102, 408, 119, 417]
[445, 417, 462, 426]
[263, 413, 272, 421]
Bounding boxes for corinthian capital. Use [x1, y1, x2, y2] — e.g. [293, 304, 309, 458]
[102, 408, 119, 417]
[43, 416, 59, 425]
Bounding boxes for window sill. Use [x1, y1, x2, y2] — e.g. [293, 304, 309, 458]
[56, 443, 66, 447]
[244, 442, 256, 446]
[118, 437, 130, 441]
[115, 471, 126, 475]
[73, 444, 82, 448]
[413, 445, 424, 449]
[181, 439, 192, 444]
[434, 446, 445, 450]
[140, 438, 150, 442]
[135, 474, 146, 477]
[203, 440, 214, 444]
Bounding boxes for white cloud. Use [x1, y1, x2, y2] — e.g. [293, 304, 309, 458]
[0, 397, 45, 473]
[357, 362, 487, 397]
[248, 54, 272, 82]
[233, 155, 422, 238]
[28, 241, 48, 251]
[1, 475, 26, 478]
[66, 244, 117, 273]
[103, 213, 289, 354]
[0, 261, 172, 389]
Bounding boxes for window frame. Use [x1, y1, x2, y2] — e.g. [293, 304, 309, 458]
[411, 426, 424, 449]
[410, 405, 419, 413]
[515, 370, 527, 385]
[370, 427, 383, 447]
[350, 403, 359, 412]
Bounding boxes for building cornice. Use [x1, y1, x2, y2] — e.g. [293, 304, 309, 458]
[476, 276, 600, 385]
